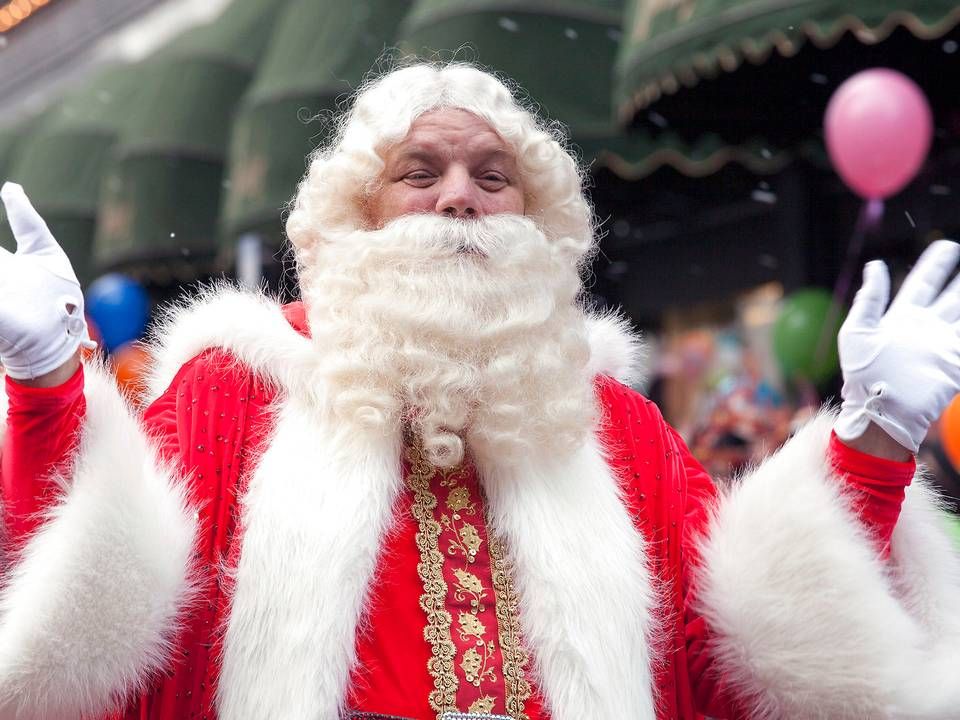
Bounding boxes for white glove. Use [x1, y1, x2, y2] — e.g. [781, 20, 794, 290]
[0, 182, 96, 380]
[835, 239, 960, 453]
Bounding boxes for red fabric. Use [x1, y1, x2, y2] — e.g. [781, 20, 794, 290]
[280, 300, 308, 334]
[348, 458, 515, 716]
[829, 431, 915, 557]
[131, 349, 277, 719]
[2, 365, 85, 545]
[0, 316, 918, 720]
[347, 484, 432, 716]
[595, 377, 733, 720]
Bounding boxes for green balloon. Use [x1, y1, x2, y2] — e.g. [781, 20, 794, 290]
[772, 288, 847, 386]
[944, 513, 960, 550]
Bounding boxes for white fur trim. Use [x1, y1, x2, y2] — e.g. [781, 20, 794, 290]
[584, 312, 646, 387]
[478, 437, 657, 720]
[146, 286, 645, 401]
[145, 284, 319, 405]
[0, 363, 198, 719]
[696, 411, 960, 719]
[0, 373, 8, 559]
[144, 285, 655, 716]
[216, 399, 402, 720]
[0, 371, 7, 448]
[215, 398, 658, 720]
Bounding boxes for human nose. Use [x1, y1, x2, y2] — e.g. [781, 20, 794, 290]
[435, 168, 479, 219]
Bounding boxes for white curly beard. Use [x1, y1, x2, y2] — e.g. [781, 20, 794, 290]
[297, 213, 597, 467]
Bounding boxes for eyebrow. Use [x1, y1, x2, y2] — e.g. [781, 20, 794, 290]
[392, 145, 516, 166]
[476, 148, 516, 165]
[393, 147, 438, 164]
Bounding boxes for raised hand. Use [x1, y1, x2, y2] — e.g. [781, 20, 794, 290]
[835, 239, 960, 454]
[0, 182, 95, 380]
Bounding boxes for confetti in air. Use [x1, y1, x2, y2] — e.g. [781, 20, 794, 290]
[751, 190, 778, 205]
[648, 111, 668, 128]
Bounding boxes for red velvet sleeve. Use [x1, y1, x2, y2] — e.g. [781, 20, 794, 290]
[122, 350, 275, 719]
[681, 429, 916, 717]
[670, 427, 749, 720]
[1, 365, 86, 546]
[829, 431, 915, 558]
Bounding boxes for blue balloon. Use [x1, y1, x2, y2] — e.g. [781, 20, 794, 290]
[86, 273, 150, 352]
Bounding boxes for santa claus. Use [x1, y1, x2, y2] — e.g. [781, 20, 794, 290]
[1, 63, 959, 720]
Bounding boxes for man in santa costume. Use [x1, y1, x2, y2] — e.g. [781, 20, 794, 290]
[0, 62, 959, 720]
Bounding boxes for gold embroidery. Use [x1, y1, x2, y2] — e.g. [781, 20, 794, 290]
[458, 611, 486, 639]
[489, 533, 532, 719]
[438, 464, 464, 488]
[446, 486, 474, 513]
[408, 440, 517, 717]
[406, 443, 458, 714]
[439, 483, 482, 564]
[469, 696, 496, 713]
[461, 642, 497, 687]
[457, 523, 482, 559]
[452, 568, 487, 612]
[457, 612, 497, 687]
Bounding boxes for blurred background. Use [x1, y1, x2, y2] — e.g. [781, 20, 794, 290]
[1, 0, 959, 526]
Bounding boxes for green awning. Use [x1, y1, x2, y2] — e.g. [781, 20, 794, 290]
[0, 121, 28, 181]
[93, 0, 289, 271]
[0, 68, 139, 282]
[220, 0, 413, 248]
[399, 0, 626, 153]
[0, 119, 34, 249]
[595, 132, 788, 178]
[396, 1, 785, 181]
[615, 0, 960, 121]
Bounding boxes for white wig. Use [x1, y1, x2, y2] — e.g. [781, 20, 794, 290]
[285, 62, 600, 468]
[285, 61, 595, 257]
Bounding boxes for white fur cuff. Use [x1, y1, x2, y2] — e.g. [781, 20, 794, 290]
[695, 412, 960, 719]
[0, 363, 198, 719]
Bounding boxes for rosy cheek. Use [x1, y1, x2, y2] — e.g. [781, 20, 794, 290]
[407, 192, 439, 214]
[385, 189, 426, 217]
[412, 195, 437, 213]
[497, 189, 525, 215]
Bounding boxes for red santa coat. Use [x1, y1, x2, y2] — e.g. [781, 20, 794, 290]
[3, 288, 955, 720]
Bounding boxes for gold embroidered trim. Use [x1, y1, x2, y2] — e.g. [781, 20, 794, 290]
[488, 533, 531, 719]
[439, 472, 483, 564]
[406, 443, 458, 714]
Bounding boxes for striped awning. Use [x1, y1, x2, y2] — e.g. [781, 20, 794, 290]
[1, 66, 139, 281]
[0, 118, 33, 238]
[220, 0, 413, 248]
[615, 0, 960, 120]
[16, 0, 959, 273]
[92, 0, 289, 271]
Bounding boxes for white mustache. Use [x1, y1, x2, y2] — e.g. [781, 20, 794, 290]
[454, 238, 487, 256]
[369, 213, 540, 259]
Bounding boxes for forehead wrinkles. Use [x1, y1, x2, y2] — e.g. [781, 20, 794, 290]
[386, 113, 517, 166]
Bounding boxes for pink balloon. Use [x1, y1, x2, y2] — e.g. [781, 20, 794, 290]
[824, 68, 932, 200]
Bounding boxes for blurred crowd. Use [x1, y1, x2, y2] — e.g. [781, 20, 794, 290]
[647, 325, 960, 532]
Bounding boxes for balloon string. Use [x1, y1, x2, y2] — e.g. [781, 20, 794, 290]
[811, 198, 885, 385]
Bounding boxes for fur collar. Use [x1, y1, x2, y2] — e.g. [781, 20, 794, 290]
[145, 284, 656, 720]
[145, 283, 646, 404]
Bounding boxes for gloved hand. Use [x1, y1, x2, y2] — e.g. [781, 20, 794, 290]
[0, 182, 96, 380]
[835, 239, 960, 454]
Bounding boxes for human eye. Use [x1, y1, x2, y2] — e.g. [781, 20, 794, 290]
[403, 170, 436, 186]
[478, 171, 508, 190]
